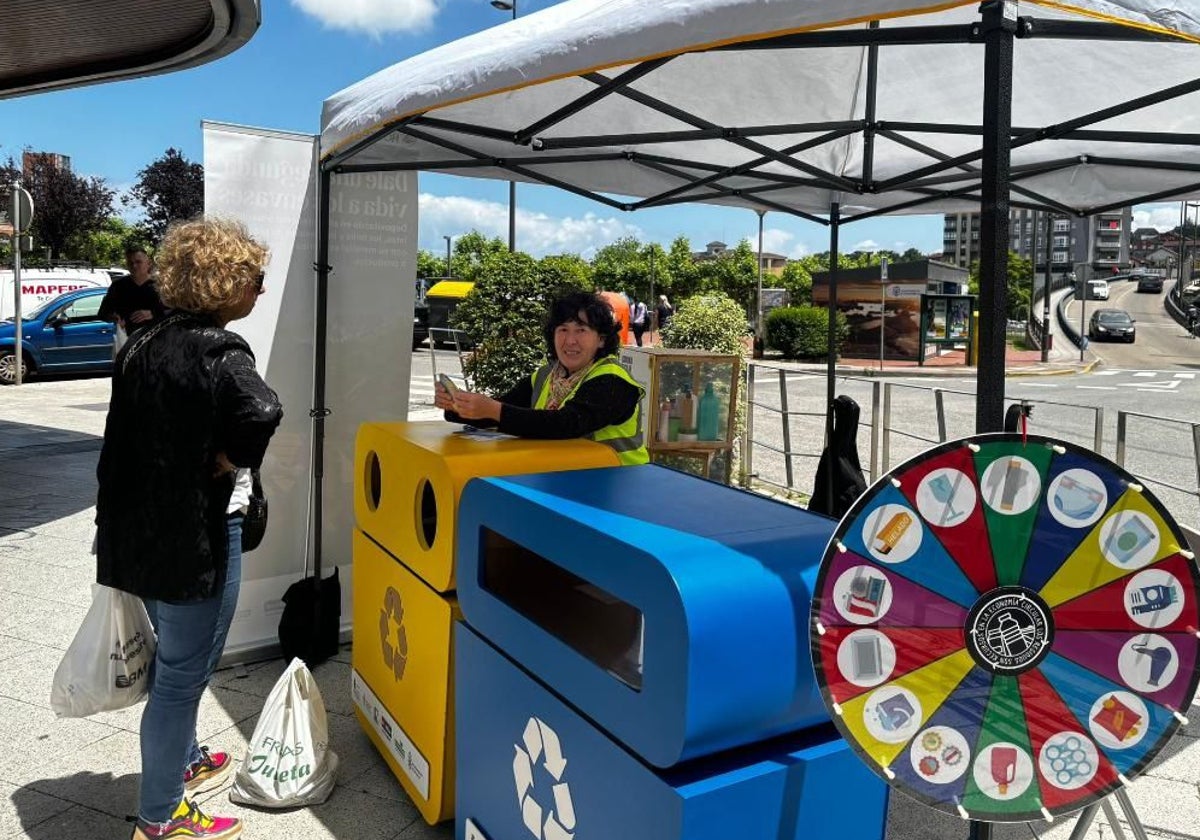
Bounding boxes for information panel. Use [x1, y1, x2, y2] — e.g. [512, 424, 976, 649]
[811, 434, 1200, 823]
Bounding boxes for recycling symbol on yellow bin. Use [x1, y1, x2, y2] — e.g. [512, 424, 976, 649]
[513, 716, 575, 840]
[379, 586, 408, 681]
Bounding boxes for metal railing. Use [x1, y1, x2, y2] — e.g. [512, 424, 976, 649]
[740, 363, 1197, 526]
[427, 327, 472, 389]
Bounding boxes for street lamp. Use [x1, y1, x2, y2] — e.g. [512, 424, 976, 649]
[490, 0, 518, 252]
[443, 235, 453, 278]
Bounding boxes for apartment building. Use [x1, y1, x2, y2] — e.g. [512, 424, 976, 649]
[942, 207, 1132, 277]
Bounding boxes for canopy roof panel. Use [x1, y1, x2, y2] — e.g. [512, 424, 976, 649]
[320, 0, 1200, 220]
[0, 0, 260, 99]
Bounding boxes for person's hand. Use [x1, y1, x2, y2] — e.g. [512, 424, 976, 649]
[450, 390, 502, 422]
[128, 309, 153, 325]
[433, 383, 455, 410]
[213, 452, 236, 477]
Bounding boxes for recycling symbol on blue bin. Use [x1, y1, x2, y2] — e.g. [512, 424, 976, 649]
[513, 716, 576, 840]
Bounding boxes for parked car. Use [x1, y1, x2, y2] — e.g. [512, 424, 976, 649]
[413, 298, 430, 349]
[0, 287, 114, 384]
[1136, 275, 1163, 293]
[1088, 308, 1136, 343]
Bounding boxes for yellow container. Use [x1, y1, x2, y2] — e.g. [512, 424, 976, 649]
[350, 528, 460, 824]
[354, 421, 620, 592]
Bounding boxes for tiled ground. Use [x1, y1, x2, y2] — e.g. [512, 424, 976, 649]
[1, 378, 1195, 840]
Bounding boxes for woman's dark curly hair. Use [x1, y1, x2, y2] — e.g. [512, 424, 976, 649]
[542, 291, 621, 363]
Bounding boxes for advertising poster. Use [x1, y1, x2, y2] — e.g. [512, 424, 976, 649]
[204, 121, 417, 658]
[813, 279, 927, 359]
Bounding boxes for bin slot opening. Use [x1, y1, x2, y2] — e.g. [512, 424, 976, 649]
[481, 528, 643, 691]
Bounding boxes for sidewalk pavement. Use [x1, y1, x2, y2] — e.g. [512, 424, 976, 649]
[754, 338, 1098, 379]
[2, 378, 1197, 840]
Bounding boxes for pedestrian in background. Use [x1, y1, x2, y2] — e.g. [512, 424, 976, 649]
[630, 299, 648, 346]
[96, 217, 283, 840]
[656, 294, 675, 333]
[98, 246, 166, 351]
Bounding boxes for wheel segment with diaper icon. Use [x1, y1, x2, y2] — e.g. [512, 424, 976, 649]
[810, 433, 1200, 823]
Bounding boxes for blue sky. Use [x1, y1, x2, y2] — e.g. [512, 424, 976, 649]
[0, 0, 1182, 259]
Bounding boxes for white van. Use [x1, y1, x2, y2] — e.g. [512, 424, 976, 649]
[0, 268, 112, 321]
[1086, 279, 1110, 301]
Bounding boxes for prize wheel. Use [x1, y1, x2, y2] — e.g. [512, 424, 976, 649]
[810, 433, 1200, 823]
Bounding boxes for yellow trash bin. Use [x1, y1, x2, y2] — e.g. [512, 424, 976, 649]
[354, 421, 620, 592]
[350, 528, 461, 824]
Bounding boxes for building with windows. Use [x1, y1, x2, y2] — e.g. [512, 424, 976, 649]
[21, 151, 70, 176]
[942, 207, 1132, 278]
[691, 240, 789, 276]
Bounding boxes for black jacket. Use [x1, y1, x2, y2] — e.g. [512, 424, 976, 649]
[96, 312, 283, 601]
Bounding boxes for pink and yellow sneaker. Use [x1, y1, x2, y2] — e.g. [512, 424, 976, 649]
[133, 798, 241, 840]
[184, 746, 233, 795]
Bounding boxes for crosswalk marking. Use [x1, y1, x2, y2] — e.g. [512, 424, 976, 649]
[1133, 372, 1156, 378]
[1174, 373, 1196, 379]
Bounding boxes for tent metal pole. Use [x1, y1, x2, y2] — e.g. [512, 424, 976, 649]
[976, 0, 1016, 434]
[311, 168, 333, 582]
[1042, 209, 1053, 363]
[756, 210, 765, 358]
[516, 57, 673, 145]
[536, 119, 862, 150]
[586, 72, 859, 192]
[861, 22, 880, 190]
[827, 202, 840, 510]
[1088, 178, 1200, 215]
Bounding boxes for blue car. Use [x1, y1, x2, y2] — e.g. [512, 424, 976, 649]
[0, 287, 115, 384]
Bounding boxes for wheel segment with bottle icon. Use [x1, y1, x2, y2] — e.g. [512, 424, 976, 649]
[810, 433, 1200, 823]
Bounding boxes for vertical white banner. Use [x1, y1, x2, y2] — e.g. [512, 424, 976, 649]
[323, 170, 416, 561]
[204, 122, 318, 658]
[204, 121, 416, 659]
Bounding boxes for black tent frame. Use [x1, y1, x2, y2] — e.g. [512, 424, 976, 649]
[309, 1, 1198, 700]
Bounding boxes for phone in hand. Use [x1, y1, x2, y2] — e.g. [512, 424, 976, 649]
[437, 373, 459, 396]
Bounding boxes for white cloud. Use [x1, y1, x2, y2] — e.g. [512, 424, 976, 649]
[419, 193, 644, 257]
[1133, 202, 1188, 232]
[741, 227, 811, 259]
[853, 239, 880, 252]
[290, 0, 439, 36]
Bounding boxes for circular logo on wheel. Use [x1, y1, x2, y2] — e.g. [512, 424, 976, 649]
[966, 587, 1053, 674]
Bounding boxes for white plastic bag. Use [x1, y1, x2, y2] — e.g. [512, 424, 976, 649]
[50, 584, 156, 717]
[230, 658, 339, 808]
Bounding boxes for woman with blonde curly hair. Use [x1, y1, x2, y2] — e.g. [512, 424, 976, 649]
[96, 217, 283, 840]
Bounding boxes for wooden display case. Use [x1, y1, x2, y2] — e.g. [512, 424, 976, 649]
[617, 347, 741, 482]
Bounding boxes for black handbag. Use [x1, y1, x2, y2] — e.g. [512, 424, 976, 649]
[241, 469, 268, 551]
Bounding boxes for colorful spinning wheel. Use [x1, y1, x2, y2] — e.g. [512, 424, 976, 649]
[810, 434, 1200, 823]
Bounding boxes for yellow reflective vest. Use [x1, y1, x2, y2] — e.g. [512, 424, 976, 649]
[530, 357, 649, 466]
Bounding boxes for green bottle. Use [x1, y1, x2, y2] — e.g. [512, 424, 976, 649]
[698, 382, 720, 441]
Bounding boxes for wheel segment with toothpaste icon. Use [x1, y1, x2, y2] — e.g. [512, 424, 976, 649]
[810, 433, 1200, 823]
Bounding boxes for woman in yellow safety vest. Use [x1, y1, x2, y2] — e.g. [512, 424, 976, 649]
[435, 290, 648, 465]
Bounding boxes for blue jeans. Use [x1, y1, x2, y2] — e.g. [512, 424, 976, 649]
[139, 515, 243, 823]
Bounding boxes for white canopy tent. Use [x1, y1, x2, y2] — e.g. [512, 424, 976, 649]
[310, 0, 1200, 618]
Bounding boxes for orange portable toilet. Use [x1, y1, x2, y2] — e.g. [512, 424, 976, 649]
[600, 290, 631, 345]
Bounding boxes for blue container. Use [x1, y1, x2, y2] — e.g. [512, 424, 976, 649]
[456, 625, 887, 840]
[456, 464, 836, 767]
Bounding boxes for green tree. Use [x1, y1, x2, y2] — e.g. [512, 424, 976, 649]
[591, 236, 646, 294]
[12, 153, 114, 259]
[664, 235, 700, 300]
[538, 253, 594, 292]
[452, 231, 508, 281]
[416, 249, 445, 279]
[127, 148, 203, 244]
[660, 292, 750, 356]
[71, 217, 141, 267]
[697, 239, 758, 312]
[901, 247, 925, 262]
[777, 260, 813, 306]
[453, 250, 583, 394]
[968, 251, 1033, 320]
